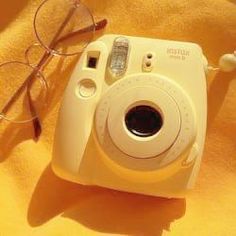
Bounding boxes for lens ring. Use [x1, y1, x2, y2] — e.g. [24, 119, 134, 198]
[33, 0, 96, 56]
[0, 61, 48, 123]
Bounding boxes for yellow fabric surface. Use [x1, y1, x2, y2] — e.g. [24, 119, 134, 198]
[0, 0, 236, 235]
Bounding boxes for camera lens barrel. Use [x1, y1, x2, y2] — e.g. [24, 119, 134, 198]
[125, 105, 163, 138]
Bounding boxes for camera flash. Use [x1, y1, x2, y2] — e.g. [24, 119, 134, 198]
[109, 37, 130, 78]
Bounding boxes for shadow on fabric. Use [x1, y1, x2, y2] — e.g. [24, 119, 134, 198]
[227, 0, 236, 4]
[0, 0, 29, 32]
[28, 165, 186, 236]
[207, 71, 236, 128]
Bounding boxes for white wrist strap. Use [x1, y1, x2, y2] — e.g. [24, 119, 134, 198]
[219, 51, 236, 72]
[208, 51, 236, 73]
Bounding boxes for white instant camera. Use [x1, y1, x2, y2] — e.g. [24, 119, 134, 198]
[52, 35, 208, 198]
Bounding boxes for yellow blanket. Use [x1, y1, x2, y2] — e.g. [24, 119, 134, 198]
[0, 0, 236, 235]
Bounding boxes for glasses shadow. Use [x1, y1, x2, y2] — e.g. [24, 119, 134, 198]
[0, 0, 29, 32]
[0, 55, 79, 162]
[27, 165, 186, 235]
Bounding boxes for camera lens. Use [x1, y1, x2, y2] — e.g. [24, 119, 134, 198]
[125, 105, 163, 138]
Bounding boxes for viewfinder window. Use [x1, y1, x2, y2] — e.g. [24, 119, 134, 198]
[87, 51, 100, 69]
[88, 57, 98, 68]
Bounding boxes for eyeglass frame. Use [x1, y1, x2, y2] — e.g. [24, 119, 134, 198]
[0, 0, 107, 140]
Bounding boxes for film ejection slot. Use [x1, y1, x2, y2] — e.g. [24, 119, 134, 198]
[109, 37, 130, 78]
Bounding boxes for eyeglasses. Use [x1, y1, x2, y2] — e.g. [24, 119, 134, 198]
[0, 0, 107, 140]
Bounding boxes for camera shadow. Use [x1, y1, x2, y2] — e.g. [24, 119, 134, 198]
[28, 165, 186, 236]
[207, 70, 236, 128]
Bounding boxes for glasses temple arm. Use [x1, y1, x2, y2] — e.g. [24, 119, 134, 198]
[47, 7, 77, 50]
[56, 18, 107, 45]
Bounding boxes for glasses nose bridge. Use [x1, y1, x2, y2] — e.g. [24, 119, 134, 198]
[24, 42, 51, 69]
